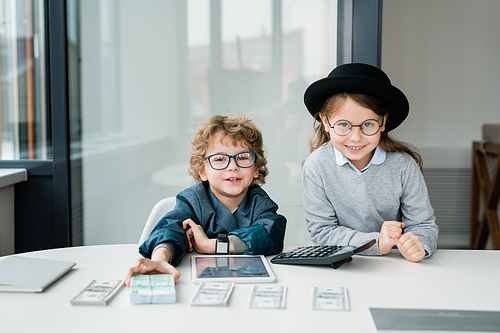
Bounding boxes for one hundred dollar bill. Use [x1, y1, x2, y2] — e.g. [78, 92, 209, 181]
[312, 286, 349, 310]
[191, 282, 234, 306]
[71, 280, 124, 306]
[249, 285, 287, 309]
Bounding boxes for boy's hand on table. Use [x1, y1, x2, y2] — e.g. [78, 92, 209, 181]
[125, 248, 181, 286]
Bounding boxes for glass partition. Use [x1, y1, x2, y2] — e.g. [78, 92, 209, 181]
[68, 0, 337, 248]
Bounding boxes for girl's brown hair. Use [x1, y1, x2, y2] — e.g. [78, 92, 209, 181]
[309, 93, 422, 169]
[189, 115, 269, 185]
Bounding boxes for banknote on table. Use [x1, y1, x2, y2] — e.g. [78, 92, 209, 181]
[129, 274, 176, 304]
[312, 286, 349, 310]
[191, 282, 234, 306]
[249, 284, 287, 309]
[70, 280, 124, 306]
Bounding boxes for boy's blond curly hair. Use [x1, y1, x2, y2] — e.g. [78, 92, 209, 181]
[188, 115, 268, 186]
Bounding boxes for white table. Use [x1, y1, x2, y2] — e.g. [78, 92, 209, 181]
[1, 245, 499, 333]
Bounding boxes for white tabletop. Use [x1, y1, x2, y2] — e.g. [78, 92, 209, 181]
[0, 168, 27, 188]
[1, 245, 500, 333]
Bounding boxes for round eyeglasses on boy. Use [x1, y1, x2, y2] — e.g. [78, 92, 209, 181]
[206, 152, 257, 170]
[326, 117, 383, 136]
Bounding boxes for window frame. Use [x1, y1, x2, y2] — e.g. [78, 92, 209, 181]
[0, 0, 72, 252]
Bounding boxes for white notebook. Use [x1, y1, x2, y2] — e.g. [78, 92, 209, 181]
[0, 256, 76, 292]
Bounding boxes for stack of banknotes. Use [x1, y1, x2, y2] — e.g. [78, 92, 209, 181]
[312, 286, 349, 310]
[129, 274, 176, 304]
[191, 282, 234, 306]
[70, 280, 124, 306]
[249, 284, 287, 308]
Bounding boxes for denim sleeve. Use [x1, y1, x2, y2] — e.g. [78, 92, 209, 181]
[229, 225, 275, 255]
[138, 195, 198, 266]
[229, 212, 287, 255]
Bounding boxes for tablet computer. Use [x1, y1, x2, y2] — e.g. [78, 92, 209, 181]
[190, 255, 276, 284]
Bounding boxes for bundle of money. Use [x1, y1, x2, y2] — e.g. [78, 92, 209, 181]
[191, 282, 234, 306]
[129, 274, 176, 304]
[71, 280, 124, 306]
[249, 284, 287, 309]
[312, 286, 349, 310]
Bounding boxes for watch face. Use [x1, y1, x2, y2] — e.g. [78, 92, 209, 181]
[217, 235, 229, 254]
[217, 240, 229, 254]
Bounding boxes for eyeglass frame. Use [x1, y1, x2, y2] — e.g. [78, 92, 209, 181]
[205, 152, 257, 170]
[326, 116, 384, 136]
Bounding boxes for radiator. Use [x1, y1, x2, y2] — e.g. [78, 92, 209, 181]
[422, 168, 471, 249]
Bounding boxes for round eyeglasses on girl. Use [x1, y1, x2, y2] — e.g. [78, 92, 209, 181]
[326, 117, 383, 136]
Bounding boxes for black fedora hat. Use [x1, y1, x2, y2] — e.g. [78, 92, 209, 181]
[303, 63, 409, 132]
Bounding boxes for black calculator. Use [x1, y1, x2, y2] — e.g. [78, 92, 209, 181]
[270, 239, 376, 269]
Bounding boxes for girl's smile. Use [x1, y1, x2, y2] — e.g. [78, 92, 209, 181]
[322, 97, 386, 171]
[345, 144, 367, 151]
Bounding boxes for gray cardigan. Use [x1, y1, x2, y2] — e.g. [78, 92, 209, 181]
[301, 143, 438, 256]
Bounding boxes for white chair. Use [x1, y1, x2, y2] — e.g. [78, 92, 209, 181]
[138, 197, 176, 245]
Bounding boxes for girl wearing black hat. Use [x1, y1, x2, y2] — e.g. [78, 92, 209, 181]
[302, 63, 438, 262]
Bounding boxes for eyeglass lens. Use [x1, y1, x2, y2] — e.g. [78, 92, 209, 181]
[332, 119, 380, 136]
[207, 152, 256, 170]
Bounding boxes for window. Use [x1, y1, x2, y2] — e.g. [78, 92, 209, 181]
[0, 0, 49, 161]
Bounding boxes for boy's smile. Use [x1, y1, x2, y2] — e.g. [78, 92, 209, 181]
[198, 133, 259, 211]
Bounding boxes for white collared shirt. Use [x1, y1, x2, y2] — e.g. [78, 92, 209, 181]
[333, 145, 386, 174]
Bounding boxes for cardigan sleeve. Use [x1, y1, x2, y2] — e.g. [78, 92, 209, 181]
[399, 158, 439, 256]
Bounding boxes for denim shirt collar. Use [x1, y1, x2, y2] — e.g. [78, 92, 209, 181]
[333, 145, 386, 174]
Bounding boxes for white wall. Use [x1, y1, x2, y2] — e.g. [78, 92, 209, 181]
[118, 1, 180, 139]
[381, 0, 500, 168]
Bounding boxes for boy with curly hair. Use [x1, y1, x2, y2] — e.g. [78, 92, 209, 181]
[126, 115, 287, 283]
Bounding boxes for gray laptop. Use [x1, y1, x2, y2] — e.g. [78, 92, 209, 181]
[0, 256, 76, 292]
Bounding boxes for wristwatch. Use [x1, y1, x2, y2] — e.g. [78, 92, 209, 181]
[216, 234, 229, 254]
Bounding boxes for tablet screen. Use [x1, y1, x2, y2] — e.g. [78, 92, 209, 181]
[190, 255, 276, 284]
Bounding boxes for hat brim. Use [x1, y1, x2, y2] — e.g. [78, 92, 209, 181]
[304, 75, 409, 132]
